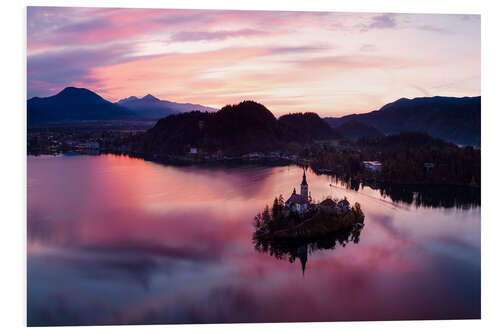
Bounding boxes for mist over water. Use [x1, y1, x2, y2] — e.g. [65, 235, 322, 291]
[27, 154, 480, 326]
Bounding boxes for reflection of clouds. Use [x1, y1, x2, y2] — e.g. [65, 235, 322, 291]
[369, 213, 406, 240]
[424, 234, 480, 267]
[27, 209, 229, 289]
[27, 156, 481, 325]
[42, 249, 159, 290]
[117, 284, 263, 324]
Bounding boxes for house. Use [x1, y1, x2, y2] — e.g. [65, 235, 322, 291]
[424, 162, 435, 170]
[337, 198, 350, 212]
[85, 142, 100, 150]
[320, 197, 350, 215]
[319, 198, 338, 214]
[363, 161, 382, 172]
[268, 151, 281, 159]
[285, 170, 310, 215]
[248, 152, 264, 160]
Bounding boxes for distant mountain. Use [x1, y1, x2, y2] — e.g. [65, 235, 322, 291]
[134, 101, 336, 156]
[117, 94, 217, 119]
[27, 87, 135, 125]
[117, 96, 139, 104]
[278, 112, 343, 141]
[334, 120, 384, 140]
[324, 96, 481, 146]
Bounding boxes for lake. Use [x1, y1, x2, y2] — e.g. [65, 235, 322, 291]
[27, 154, 481, 325]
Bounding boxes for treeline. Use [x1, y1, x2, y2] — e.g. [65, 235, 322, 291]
[370, 145, 479, 186]
[311, 132, 480, 187]
[129, 101, 341, 156]
[254, 195, 293, 235]
[360, 132, 480, 186]
[253, 196, 364, 241]
[278, 112, 343, 141]
[311, 149, 364, 176]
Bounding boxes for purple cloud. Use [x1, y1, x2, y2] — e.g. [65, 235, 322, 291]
[170, 29, 266, 42]
[27, 43, 136, 98]
[359, 13, 397, 32]
[368, 14, 397, 29]
[55, 17, 113, 34]
[268, 45, 330, 54]
[417, 25, 453, 34]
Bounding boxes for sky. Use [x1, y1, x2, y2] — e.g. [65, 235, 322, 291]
[27, 7, 480, 117]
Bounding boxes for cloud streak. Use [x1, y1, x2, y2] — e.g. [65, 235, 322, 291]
[359, 13, 397, 32]
[170, 29, 267, 42]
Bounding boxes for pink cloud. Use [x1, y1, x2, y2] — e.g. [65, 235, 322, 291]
[27, 7, 481, 116]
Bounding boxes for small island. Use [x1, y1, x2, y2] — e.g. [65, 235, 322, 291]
[253, 170, 365, 274]
[253, 170, 365, 242]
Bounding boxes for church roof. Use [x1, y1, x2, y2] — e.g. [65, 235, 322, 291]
[286, 193, 309, 205]
[320, 198, 336, 206]
[338, 198, 350, 206]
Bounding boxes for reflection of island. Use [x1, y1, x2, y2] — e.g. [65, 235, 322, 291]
[254, 222, 363, 275]
[253, 171, 364, 274]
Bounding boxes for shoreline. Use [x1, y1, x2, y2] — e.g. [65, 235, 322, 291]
[27, 150, 481, 190]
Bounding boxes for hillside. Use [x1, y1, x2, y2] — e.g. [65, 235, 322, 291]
[278, 112, 343, 141]
[334, 120, 384, 140]
[27, 87, 134, 125]
[357, 131, 456, 153]
[117, 94, 216, 119]
[324, 96, 480, 146]
[133, 101, 340, 156]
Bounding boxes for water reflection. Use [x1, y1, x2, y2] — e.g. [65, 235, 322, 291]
[254, 223, 364, 275]
[323, 175, 480, 209]
[378, 183, 481, 209]
[27, 154, 481, 325]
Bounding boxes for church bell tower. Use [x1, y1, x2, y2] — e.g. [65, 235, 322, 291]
[300, 170, 309, 201]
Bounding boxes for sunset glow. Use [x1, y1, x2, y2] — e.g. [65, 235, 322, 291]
[27, 7, 480, 116]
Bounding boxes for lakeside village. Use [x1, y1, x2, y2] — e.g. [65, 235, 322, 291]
[253, 170, 365, 242]
[27, 128, 385, 173]
[28, 129, 140, 155]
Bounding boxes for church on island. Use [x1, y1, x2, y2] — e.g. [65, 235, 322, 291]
[285, 170, 311, 214]
[284, 169, 351, 216]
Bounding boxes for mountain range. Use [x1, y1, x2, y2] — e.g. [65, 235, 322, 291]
[325, 96, 480, 146]
[27, 87, 134, 125]
[27, 87, 481, 147]
[116, 94, 216, 119]
[27, 87, 217, 125]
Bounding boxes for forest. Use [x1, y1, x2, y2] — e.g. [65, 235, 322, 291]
[311, 132, 480, 187]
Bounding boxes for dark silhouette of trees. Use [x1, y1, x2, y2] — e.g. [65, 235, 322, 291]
[131, 101, 342, 156]
[253, 197, 364, 274]
[312, 132, 480, 187]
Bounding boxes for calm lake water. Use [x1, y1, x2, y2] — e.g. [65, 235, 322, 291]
[27, 154, 481, 326]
